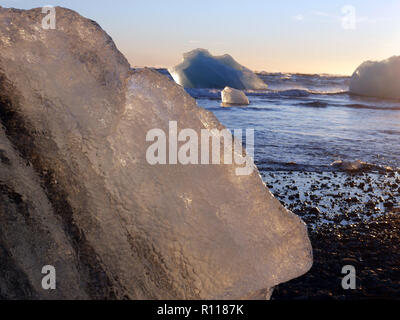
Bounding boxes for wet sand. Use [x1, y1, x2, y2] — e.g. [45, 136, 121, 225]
[263, 171, 400, 300]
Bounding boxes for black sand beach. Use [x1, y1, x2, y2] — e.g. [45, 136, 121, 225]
[267, 171, 400, 299]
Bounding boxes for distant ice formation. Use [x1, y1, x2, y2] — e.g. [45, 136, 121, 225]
[221, 87, 250, 106]
[349, 56, 400, 100]
[169, 49, 268, 90]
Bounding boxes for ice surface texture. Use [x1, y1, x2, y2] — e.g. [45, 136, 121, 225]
[169, 48, 268, 90]
[221, 87, 250, 106]
[0, 7, 312, 299]
[350, 56, 400, 100]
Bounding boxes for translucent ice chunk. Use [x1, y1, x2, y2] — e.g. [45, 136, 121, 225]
[221, 86, 250, 106]
[0, 7, 311, 300]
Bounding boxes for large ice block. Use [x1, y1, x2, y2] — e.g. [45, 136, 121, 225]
[0, 6, 312, 299]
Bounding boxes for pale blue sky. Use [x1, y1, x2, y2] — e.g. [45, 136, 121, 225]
[2, 0, 400, 74]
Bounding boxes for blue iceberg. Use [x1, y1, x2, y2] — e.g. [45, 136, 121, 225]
[169, 49, 268, 90]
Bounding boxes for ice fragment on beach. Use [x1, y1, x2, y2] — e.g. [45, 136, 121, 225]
[221, 87, 250, 106]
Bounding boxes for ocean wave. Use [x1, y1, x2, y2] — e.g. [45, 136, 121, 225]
[185, 88, 221, 99]
[298, 101, 328, 108]
[249, 88, 349, 96]
[153, 68, 349, 96]
[337, 103, 400, 111]
[186, 88, 314, 99]
[178, 74, 400, 113]
[293, 101, 400, 111]
[255, 159, 398, 174]
[192, 88, 400, 112]
[189, 87, 349, 100]
[380, 129, 400, 135]
[330, 160, 397, 173]
[205, 106, 273, 112]
[319, 90, 349, 95]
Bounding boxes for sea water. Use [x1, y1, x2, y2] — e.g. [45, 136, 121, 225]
[156, 69, 400, 224]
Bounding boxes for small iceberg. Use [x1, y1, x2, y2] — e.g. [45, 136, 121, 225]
[349, 56, 400, 100]
[169, 48, 268, 90]
[221, 87, 249, 106]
